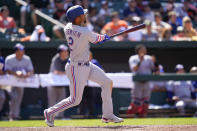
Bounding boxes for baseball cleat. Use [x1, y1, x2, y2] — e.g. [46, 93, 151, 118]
[44, 109, 54, 127]
[102, 115, 124, 123]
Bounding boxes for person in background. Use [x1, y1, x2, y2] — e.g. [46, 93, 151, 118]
[48, 44, 69, 119]
[182, 16, 197, 39]
[0, 56, 5, 120]
[52, 0, 73, 39]
[142, 20, 158, 41]
[21, 25, 50, 42]
[123, 0, 142, 21]
[151, 12, 172, 39]
[168, 11, 179, 35]
[142, 2, 155, 21]
[5, 43, 34, 121]
[172, 26, 191, 41]
[167, 64, 197, 116]
[101, 12, 128, 37]
[0, 6, 16, 34]
[190, 66, 197, 93]
[128, 16, 142, 41]
[127, 45, 154, 117]
[161, 29, 173, 41]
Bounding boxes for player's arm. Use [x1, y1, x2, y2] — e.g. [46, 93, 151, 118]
[87, 30, 110, 44]
[129, 57, 141, 72]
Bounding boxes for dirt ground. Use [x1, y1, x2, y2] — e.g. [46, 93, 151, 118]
[1, 125, 197, 131]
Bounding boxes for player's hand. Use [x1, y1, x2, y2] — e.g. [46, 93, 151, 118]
[172, 96, 180, 101]
[104, 34, 110, 41]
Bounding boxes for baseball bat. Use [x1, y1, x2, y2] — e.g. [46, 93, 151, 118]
[110, 23, 146, 38]
[15, 0, 66, 29]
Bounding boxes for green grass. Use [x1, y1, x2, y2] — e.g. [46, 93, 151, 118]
[0, 118, 197, 127]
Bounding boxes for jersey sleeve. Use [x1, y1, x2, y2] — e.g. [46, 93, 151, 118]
[5, 58, 12, 71]
[87, 30, 105, 44]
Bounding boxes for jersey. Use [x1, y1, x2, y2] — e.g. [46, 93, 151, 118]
[129, 54, 154, 74]
[167, 81, 195, 99]
[49, 54, 68, 72]
[64, 23, 105, 62]
[5, 54, 34, 73]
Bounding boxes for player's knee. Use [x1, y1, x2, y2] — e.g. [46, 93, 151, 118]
[73, 96, 82, 106]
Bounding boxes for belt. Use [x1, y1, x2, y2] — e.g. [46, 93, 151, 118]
[68, 60, 89, 66]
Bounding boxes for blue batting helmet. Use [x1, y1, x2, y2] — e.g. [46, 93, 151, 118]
[66, 5, 87, 22]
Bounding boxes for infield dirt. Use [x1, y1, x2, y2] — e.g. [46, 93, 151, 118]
[1, 125, 197, 131]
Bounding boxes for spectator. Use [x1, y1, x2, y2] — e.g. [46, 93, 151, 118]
[0, 6, 16, 34]
[21, 25, 50, 41]
[182, 16, 197, 39]
[172, 26, 191, 41]
[52, 0, 72, 39]
[128, 16, 142, 41]
[142, 20, 158, 41]
[127, 45, 154, 117]
[88, 5, 100, 32]
[161, 29, 173, 41]
[167, 64, 197, 116]
[123, 0, 142, 21]
[48, 44, 69, 119]
[168, 11, 179, 35]
[30, 0, 50, 26]
[151, 12, 172, 39]
[148, 0, 162, 13]
[0, 56, 5, 120]
[97, 1, 112, 27]
[101, 12, 128, 36]
[193, 15, 197, 29]
[143, 2, 155, 21]
[182, 0, 197, 21]
[5, 43, 34, 121]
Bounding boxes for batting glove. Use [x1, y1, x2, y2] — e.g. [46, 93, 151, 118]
[97, 34, 110, 44]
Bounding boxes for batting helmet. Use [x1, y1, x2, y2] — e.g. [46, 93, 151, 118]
[66, 5, 88, 22]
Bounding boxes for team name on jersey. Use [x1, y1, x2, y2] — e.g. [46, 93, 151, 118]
[66, 29, 81, 38]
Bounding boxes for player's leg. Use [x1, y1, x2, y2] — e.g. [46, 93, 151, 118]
[44, 64, 90, 126]
[176, 100, 185, 115]
[9, 87, 24, 120]
[127, 82, 142, 115]
[138, 83, 151, 117]
[88, 63, 123, 123]
[56, 87, 66, 118]
[0, 89, 5, 113]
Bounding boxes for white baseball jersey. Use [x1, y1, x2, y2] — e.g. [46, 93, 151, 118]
[167, 81, 195, 99]
[129, 54, 154, 74]
[64, 23, 105, 62]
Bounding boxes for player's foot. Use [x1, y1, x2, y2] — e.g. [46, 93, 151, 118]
[44, 109, 54, 127]
[102, 115, 124, 123]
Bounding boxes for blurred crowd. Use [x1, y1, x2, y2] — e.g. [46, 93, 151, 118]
[0, 0, 197, 41]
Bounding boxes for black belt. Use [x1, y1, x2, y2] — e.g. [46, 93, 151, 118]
[68, 60, 89, 66]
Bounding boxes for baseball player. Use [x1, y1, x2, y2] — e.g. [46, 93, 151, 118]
[167, 64, 197, 115]
[44, 5, 123, 127]
[47, 44, 69, 118]
[0, 56, 5, 119]
[127, 45, 154, 117]
[5, 43, 34, 121]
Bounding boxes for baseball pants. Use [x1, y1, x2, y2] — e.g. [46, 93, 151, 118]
[176, 99, 197, 114]
[47, 62, 113, 118]
[132, 82, 151, 105]
[0, 88, 5, 112]
[9, 87, 24, 118]
[47, 86, 66, 117]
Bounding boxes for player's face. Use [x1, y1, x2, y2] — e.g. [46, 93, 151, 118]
[60, 50, 69, 60]
[138, 47, 147, 56]
[15, 50, 24, 60]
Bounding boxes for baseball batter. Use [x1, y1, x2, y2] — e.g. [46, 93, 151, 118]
[44, 5, 123, 127]
[127, 45, 154, 117]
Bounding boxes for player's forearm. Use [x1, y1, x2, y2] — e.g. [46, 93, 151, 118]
[53, 70, 66, 75]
